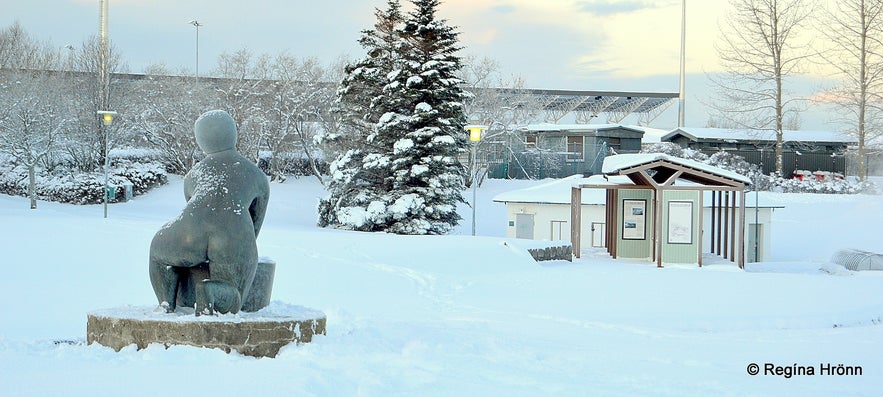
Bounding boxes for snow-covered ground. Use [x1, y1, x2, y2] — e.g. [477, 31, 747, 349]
[1, 177, 881, 396]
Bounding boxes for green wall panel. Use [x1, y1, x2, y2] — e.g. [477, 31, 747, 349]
[661, 190, 701, 264]
[616, 189, 653, 260]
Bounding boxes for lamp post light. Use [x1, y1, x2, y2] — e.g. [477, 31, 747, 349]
[97, 110, 117, 219]
[64, 44, 75, 69]
[188, 20, 203, 90]
[465, 124, 488, 236]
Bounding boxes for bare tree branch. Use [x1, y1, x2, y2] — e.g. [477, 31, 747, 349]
[709, 0, 815, 174]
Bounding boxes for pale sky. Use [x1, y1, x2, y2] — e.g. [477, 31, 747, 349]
[2, 0, 835, 129]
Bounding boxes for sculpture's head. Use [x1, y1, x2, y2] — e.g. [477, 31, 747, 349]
[195, 110, 238, 154]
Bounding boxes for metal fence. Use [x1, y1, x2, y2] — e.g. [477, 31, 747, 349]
[485, 142, 612, 179]
[699, 149, 846, 177]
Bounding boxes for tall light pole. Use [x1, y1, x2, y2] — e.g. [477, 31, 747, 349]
[465, 125, 487, 236]
[188, 20, 203, 91]
[98, 0, 110, 149]
[97, 111, 117, 218]
[98, 1, 109, 111]
[677, 0, 686, 127]
[98, 1, 112, 219]
[99, 0, 109, 86]
[752, 147, 765, 262]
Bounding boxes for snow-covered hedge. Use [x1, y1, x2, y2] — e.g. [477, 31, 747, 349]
[641, 143, 876, 194]
[0, 160, 167, 204]
[256, 151, 328, 180]
[641, 142, 709, 162]
[767, 175, 873, 194]
[112, 147, 166, 164]
[111, 159, 168, 195]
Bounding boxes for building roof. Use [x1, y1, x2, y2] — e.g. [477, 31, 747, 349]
[492, 175, 606, 205]
[662, 127, 857, 144]
[627, 125, 670, 143]
[499, 88, 677, 115]
[601, 153, 753, 185]
[492, 174, 780, 207]
[521, 123, 645, 134]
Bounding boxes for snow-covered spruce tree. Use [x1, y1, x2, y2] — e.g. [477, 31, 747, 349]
[377, 0, 469, 234]
[318, 0, 469, 234]
[317, 0, 405, 230]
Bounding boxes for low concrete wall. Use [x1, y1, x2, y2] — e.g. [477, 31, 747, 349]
[527, 244, 573, 262]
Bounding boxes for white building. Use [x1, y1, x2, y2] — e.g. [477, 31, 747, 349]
[493, 174, 781, 264]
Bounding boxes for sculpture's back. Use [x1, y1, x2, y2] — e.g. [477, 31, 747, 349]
[148, 110, 269, 315]
[88, 110, 324, 356]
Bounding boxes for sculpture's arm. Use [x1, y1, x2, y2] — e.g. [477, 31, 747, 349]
[250, 191, 269, 238]
[183, 173, 196, 202]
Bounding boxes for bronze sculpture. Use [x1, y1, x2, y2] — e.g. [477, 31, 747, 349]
[148, 110, 270, 315]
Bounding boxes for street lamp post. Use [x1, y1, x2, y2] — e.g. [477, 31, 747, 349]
[188, 20, 203, 90]
[678, 0, 686, 127]
[97, 110, 117, 218]
[465, 125, 488, 236]
[754, 147, 763, 262]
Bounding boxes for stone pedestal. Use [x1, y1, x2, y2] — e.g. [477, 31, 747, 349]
[87, 303, 325, 358]
[241, 258, 276, 312]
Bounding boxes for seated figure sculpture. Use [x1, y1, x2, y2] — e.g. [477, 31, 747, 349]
[149, 110, 270, 315]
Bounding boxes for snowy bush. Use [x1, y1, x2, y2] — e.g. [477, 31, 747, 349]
[767, 175, 874, 194]
[112, 147, 165, 164]
[0, 159, 167, 204]
[111, 159, 168, 195]
[705, 151, 774, 191]
[641, 142, 708, 162]
[37, 173, 124, 205]
[257, 151, 328, 181]
[0, 163, 24, 196]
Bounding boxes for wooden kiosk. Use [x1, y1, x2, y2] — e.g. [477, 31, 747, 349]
[570, 154, 751, 268]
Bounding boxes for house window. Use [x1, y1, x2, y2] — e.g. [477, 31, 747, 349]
[485, 141, 504, 162]
[550, 220, 567, 240]
[525, 135, 537, 148]
[566, 136, 584, 161]
[607, 137, 621, 153]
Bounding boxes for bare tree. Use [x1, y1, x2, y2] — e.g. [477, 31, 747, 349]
[133, 64, 206, 174]
[0, 70, 72, 208]
[311, 55, 350, 163]
[257, 54, 333, 182]
[64, 35, 129, 172]
[213, 49, 336, 181]
[710, 0, 814, 175]
[213, 48, 272, 161]
[0, 21, 60, 71]
[460, 55, 543, 184]
[817, 0, 883, 180]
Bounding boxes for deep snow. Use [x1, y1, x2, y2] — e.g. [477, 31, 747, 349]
[0, 177, 881, 396]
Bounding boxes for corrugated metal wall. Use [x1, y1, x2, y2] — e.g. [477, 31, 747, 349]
[700, 149, 845, 177]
